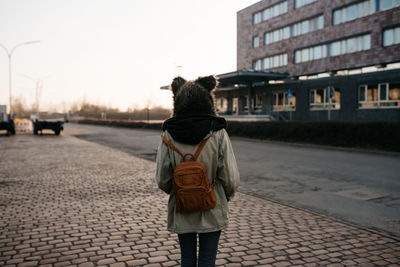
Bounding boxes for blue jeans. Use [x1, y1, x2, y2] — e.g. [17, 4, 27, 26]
[178, 231, 221, 267]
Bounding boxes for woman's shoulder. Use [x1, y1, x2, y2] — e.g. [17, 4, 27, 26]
[214, 128, 228, 139]
[162, 128, 228, 147]
[162, 130, 172, 139]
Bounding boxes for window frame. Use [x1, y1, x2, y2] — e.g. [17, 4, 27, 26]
[273, 91, 296, 111]
[359, 83, 400, 108]
[264, 14, 324, 46]
[295, 0, 319, 9]
[379, 83, 389, 101]
[310, 88, 341, 110]
[380, 0, 399, 10]
[383, 26, 400, 46]
[295, 33, 371, 64]
[252, 1, 288, 25]
[216, 97, 228, 113]
[252, 95, 263, 111]
[359, 85, 368, 102]
[253, 59, 262, 71]
[261, 53, 288, 69]
[252, 12, 262, 24]
[252, 35, 260, 48]
[333, 0, 376, 25]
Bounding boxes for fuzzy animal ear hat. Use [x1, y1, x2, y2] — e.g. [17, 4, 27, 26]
[163, 75, 226, 144]
[170, 75, 218, 116]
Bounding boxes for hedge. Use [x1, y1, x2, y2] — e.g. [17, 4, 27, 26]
[77, 119, 400, 152]
[77, 119, 162, 130]
[225, 121, 400, 152]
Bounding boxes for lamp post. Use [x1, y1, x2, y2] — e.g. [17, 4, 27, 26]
[0, 40, 40, 116]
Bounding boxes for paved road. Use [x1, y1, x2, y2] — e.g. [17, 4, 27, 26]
[65, 123, 400, 237]
[1, 132, 399, 266]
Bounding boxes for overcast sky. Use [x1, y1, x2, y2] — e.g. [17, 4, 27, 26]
[0, 0, 260, 112]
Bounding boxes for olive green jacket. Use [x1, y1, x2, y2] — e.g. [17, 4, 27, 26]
[155, 129, 240, 234]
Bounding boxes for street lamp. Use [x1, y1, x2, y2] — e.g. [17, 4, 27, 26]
[0, 40, 40, 116]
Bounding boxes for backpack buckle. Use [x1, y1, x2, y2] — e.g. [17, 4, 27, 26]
[183, 153, 196, 162]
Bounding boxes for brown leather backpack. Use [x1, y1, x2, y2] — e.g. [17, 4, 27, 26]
[161, 134, 216, 213]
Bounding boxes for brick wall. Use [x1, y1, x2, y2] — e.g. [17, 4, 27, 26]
[237, 0, 400, 76]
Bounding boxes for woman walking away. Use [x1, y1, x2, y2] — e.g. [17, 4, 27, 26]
[155, 75, 240, 267]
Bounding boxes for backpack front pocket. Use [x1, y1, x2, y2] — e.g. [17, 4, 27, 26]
[175, 187, 215, 213]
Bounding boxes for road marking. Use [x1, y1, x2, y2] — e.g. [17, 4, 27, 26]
[336, 188, 385, 201]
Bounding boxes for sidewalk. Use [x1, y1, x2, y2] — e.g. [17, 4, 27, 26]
[0, 134, 399, 266]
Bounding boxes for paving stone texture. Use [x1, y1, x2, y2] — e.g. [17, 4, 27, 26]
[0, 134, 399, 266]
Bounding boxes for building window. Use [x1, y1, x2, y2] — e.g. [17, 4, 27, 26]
[293, 15, 324, 36]
[254, 54, 288, 70]
[253, 1, 288, 24]
[294, 15, 322, 37]
[262, 53, 288, 69]
[253, 59, 262, 70]
[253, 12, 262, 24]
[330, 34, 371, 56]
[295, 0, 318, 8]
[383, 26, 400, 46]
[380, 0, 400, 10]
[265, 15, 323, 45]
[359, 83, 400, 108]
[232, 98, 238, 114]
[333, 0, 376, 25]
[242, 96, 251, 112]
[252, 95, 263, 111]
[310, 88, 341, 110]
[295, 34, 370, 63]
[217, 98, 228, 113]
[295, 44, 328, 63]
[273, 91, 296, 111]
[333, 0, 400, 25]
[264, 26, 291, 44]
[252, 36, 260, 48]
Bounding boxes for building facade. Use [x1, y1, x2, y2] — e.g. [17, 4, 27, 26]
[214, 0, 400, 120]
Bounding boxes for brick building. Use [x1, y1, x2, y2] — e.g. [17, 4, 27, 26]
[214, 0, 400, 120]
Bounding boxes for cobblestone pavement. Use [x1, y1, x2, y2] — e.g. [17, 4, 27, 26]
[0, 134, 399, 267]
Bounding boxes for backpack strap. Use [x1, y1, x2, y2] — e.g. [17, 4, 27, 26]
[193, 132, 213, 161]
[161, 135, 184, 159]
[161, 132, 214, 161]
[161, 133, 217, 186]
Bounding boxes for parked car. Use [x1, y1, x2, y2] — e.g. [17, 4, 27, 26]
[33, 119, 64, 135]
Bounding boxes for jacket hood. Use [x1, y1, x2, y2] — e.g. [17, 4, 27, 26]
[162, 114, 227, 144]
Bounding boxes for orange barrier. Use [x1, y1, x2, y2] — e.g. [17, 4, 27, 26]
[14, 118, 32, 132]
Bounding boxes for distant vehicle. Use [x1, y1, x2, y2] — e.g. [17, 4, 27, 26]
[0, 106, 15, 135]
[33, 119, 64, 135]
[0, 117, 15, 135]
